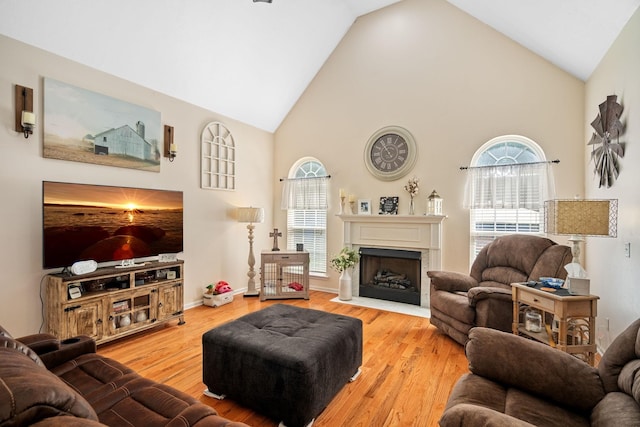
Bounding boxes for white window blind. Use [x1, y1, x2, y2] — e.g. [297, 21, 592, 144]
[287, 209, 327, 272]
[470, 208, 543, 255]
[284, 160, 328, 274]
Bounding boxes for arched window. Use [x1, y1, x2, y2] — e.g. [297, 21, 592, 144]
[472, 135, 545, 166]
[465, 135, 555, 262]
[285, 158, 328, 274]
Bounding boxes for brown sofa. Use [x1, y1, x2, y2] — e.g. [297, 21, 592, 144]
[428, 234, 572, 345]
[440, 322, 640, 426]
[0, 325, 249, 427]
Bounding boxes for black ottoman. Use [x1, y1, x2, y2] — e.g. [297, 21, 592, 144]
[202, 304, 363, 427]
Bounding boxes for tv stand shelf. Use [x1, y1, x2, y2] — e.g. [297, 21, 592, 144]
[46, 261, 184, 345]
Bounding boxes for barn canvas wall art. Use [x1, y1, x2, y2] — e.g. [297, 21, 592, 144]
[44, 78, 161, 172]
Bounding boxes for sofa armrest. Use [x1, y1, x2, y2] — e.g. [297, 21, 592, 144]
[440, 403, 536, 427]
[16, 333, 60, 355]
[465, 327, 605, 413]
[467, 286, 512, 307]
[39, 336, 96, 370]
[427, 270, 477, 292]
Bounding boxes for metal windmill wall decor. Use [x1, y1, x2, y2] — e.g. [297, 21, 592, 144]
[588, 95, 625, 188]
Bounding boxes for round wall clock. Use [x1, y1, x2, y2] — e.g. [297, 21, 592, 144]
[364, 126, 417, 181]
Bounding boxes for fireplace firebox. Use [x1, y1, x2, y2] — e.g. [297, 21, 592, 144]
[359, 247, 421, 305]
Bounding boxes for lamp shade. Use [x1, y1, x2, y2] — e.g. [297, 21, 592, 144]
[237, 207, 264, 224]
[545, 199, 617, 237]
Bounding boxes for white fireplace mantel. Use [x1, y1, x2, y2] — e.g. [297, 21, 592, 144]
[338, 214, 446, 308]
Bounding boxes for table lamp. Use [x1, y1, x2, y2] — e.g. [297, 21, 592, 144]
[237, 207, 264, 297]
[544, 199, 617, 266]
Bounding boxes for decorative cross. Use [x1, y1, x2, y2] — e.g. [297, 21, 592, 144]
[270, 228, 282, 251]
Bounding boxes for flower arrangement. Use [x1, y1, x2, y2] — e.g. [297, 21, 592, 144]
[330, 247, 360, 273]
[404, 176, 420, 198]
[404, 176, 420, 214]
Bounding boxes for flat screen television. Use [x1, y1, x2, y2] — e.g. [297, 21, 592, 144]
[43, 181, 183, 270]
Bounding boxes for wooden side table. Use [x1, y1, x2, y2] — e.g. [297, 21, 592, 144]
[260, 250, 310, 301]
[511, 282, 599, 365]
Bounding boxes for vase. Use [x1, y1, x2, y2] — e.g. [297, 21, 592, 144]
[409, 197, 415, 215]
[339, 269, 352, 301]
[119, 314, 131, 327]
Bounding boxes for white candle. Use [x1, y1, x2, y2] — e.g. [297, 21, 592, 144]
[348, 194, 356, 202]
[339, 188, 346, 198]
[21, 111, 36, 126]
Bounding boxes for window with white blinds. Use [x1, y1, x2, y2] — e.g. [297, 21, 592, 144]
[470, 208, 543, 256]
[466, 136, 554, 261]
[285, 159, 328, 274]
[287, 210, 327, 273]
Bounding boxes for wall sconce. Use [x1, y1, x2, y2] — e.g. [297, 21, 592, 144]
[14, 84, 35, 139]
[164, 125, 177, 162]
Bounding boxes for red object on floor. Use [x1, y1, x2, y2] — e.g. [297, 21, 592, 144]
[288, 282, 303, 291]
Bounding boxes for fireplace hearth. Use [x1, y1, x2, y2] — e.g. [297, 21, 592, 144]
[359, 247, 421, 305]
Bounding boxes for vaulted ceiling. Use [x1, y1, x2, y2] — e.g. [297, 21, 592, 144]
[1, 0, 638, 132]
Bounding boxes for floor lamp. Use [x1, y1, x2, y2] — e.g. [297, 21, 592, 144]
[544, 199, 618, 267]
[237, 207, 264, 297]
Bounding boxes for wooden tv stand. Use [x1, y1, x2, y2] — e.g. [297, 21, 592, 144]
[45, 261, 184, 345]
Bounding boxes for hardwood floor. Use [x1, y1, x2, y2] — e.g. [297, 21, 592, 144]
[98, 290, 469, 426]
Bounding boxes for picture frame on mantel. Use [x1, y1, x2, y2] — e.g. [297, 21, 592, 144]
[358, 199, 371, 215]
[379, 196, 399, 215]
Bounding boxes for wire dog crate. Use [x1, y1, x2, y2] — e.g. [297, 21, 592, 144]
[260, 251, 309, 301]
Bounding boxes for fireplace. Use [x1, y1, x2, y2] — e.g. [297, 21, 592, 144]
[338, 214, 445, 308]
[359, 248, 421, 305]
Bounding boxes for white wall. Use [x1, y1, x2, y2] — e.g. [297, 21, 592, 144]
[585, 6, 640, 347]
[0, 35, 274, 337]
[275, 0, 584, 291]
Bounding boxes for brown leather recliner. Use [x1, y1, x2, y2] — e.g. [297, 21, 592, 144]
[427, 234, 572, 345]
[440, 320, 640, 426]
